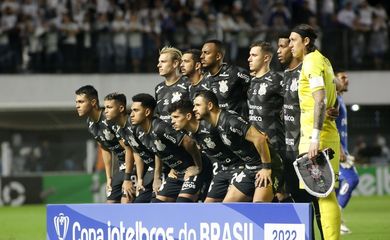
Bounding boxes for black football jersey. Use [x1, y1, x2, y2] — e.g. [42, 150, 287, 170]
[188, 78, 210, 101]
[136, 117, 195, 173]
[215, 110, 261, 167]
[116, 118, 155, 168]
[87, 111, 125, 163]
[247, 71, 285, 151]
[204, 64, 250, 117]
[155, 76, 190, 122]
[192, 120, 242, 167]
[283, 64, 302, 153]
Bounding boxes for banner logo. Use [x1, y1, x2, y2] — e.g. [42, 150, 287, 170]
[54, 213, 69, 240]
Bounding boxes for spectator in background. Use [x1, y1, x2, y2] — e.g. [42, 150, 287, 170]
[111, 10, 127, 72]
[42, 19, 60, 73]
[126, 11, 144, 72]
[334, 70, 360, 235]
[368, 13, 388, 69]
[79, 12, 94, 73]
[337, 1, 356, 30]
[186, 13, 207, 49]
[95, 12, 113, 73]
[60, 12, 79, 72]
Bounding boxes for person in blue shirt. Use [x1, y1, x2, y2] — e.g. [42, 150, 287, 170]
[335, 71, 360, 235]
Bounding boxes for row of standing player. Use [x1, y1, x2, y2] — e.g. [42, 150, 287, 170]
[75, 23, 358, 239]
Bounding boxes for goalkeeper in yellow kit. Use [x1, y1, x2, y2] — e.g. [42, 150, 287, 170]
[289, 24, 341, 240]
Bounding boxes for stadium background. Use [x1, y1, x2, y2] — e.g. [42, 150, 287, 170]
[0, 0, 390, 239]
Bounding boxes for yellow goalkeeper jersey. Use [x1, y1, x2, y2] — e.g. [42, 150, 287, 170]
[298, 50, 339, 144]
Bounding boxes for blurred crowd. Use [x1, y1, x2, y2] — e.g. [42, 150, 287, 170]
[0, 0, 388, 73]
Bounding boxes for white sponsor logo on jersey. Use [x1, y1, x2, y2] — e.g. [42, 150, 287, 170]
[221, 134, 231, 146]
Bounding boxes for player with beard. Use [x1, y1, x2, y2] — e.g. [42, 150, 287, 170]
[104, 92, 162, 203]
[278, 33, 322, 239]
[169, 99, 244, 202]
[193, 90, 283, 202]
[289, 24, 340, 240]
[130, 93, 209, 202]
[75, 85, 127, 203]
[180, 49, 210, 100]
[247, 41, 289, 202]
[200, 39, 250, 118]
[155, 46, 190, 122]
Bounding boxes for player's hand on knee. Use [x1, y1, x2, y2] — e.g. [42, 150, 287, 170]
[255, 169, 272, 188]
[152, 178, 162, 193]
[122, 180, 136, 197]
[106, 177, 112, 197]
[168, 169, 178, 179]
[184, 166, 200, 179]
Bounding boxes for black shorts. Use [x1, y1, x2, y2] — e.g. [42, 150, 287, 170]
[157, 171, 206, 199]
[232, 162, 284, 197]
[134, 166, 168, 203]
[107, 167, 137, 201]
[107, 170, 124, 201]
[207, 166, 244, 199]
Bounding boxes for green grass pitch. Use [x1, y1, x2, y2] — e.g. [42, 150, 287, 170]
[0, 196, 389, 239]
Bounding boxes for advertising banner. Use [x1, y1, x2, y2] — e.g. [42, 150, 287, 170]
[47, 203, 311, 240]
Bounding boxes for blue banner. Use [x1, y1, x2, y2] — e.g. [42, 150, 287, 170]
[47, 203, 311, 240]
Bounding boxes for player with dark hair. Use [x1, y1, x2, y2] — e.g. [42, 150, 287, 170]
[155, 46, 190, 122]
[247, 40, 289, 202]
[289, 24, 341, 239]
[193, 90, 283, 202]
[130, 93, 208, 202]
[103, 93, 136, 203]
[334, 70, 359, 235]
[277, 33, 323, 239]
[169, 99, 244, 202]
[75, 85, 127, 203]
[200, 39, 250, 118]
[181, 49, 210, 100]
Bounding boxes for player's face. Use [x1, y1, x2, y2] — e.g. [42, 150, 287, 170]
[104, 99, 122, 121]
[170, 110, 189, 131]
[180, 53, 196, 76]
[248, 46, 265, 72]
[337, 72, 349, 92]
[289, 32, 305, 58]
[157, 53, 178, 77]
[277, 38, 292, 65]
[193, 96, 209, 120]
[130, 102, 147, 125]
[75, 94, 93, 117]
[201, 43, 218, 69]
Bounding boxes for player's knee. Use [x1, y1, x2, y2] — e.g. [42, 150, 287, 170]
[151, 198, 165, 203]
[176, 196, 194, 202]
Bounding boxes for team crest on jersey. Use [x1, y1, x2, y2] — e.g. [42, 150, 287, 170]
[219, 80, 229, 93]
[204, 137, 216, 149]
[129, 136, 139, 147]
[163, 99, 170, 105]
[290, 78, 298, 92]
[171, 92, 182, 103]
[221, 134, 231, 146]
[154, 140, 166, 151]
[103, 129, 115, 140]
[258, 83, 268, 95]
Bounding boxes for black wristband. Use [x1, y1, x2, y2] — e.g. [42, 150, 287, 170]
[261, 163, 272, 169]
[124, 173, 132, 181]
